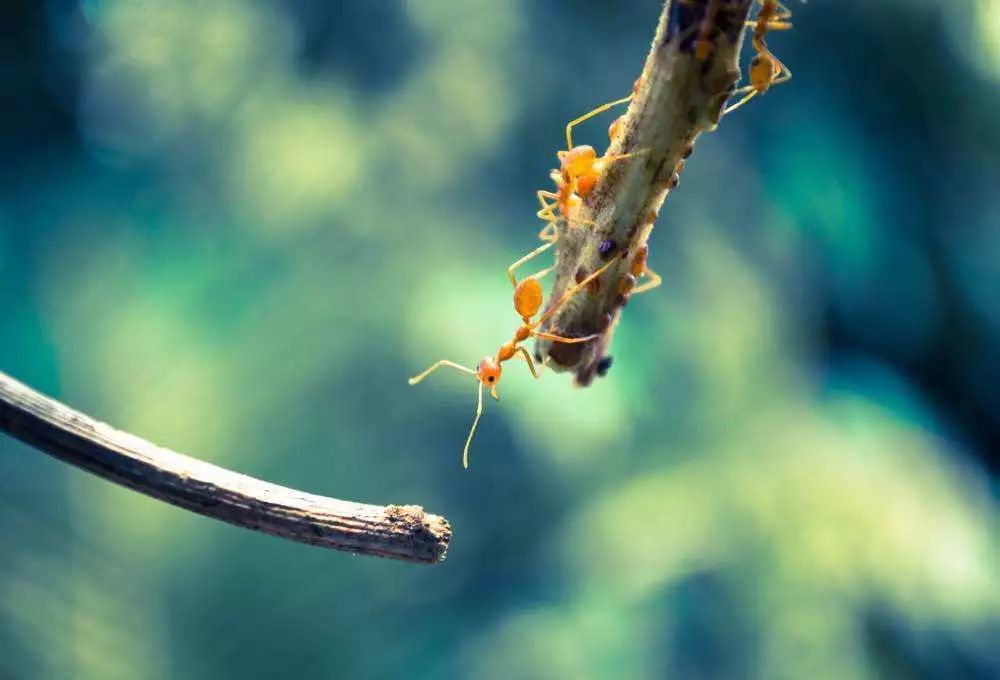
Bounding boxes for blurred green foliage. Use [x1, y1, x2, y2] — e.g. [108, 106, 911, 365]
[2, 0, 999, 678]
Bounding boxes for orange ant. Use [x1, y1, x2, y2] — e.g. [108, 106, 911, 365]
[725, 0, 793, 114]
[536, 80, 645, 244]
[408, 243, 618, 468]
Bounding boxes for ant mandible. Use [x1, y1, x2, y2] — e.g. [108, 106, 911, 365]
[725, 0, 794, 114]
[408, 243, 618, 468]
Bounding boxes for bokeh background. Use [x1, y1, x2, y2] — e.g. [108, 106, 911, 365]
[3, 0, 999, 677]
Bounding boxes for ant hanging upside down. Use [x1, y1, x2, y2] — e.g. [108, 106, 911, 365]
[725, 0, 794, 114]
[409, 243, 619, 468]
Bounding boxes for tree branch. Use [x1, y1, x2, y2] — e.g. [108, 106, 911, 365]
[537, 0, 754, 385]
[0, 371, 451, 563]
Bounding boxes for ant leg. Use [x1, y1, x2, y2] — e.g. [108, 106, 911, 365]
[595, 148, 651, 176]
[508, 241, 554, 288]
[724, 88, 758, 115]
[408, 360, 475, 385]
[747, 0, 794, 30]
[462, 382, 484, 469]
[536, 192, 566, 228]
[747, 19, 792, 31]
[566, 94, 634, 150]
[516, 346, 541, 378]
[632, 266, 662, 295]
[537, 190, 595, 230]
[538, 221, 559, 244]
[533, 330, 600, 344]
[528, 265, 556, 281]
[601, 148, 650, 164]
[535, 257, 617, 327]
[537, 191, 562, 225]
[773, 55, 793, 85]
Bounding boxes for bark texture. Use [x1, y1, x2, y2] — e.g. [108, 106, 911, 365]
[0, 371, 451, 563]
[538, 0, 755, 385]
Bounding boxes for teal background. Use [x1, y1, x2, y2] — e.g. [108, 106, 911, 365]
[2, 1, 999, 678]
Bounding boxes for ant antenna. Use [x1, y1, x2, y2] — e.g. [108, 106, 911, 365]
[463, 382, 484, 469]
[565, 94, 634, 151]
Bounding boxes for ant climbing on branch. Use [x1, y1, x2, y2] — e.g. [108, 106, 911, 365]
[535, 82, 666, 299]
[408, 244, 618, 468]
[725, 0, 794, 114]
[536, 80, 645, 244]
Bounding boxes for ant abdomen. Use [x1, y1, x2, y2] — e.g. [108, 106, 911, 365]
[750, 54, 778, 92]
[513, 278, 543, 319]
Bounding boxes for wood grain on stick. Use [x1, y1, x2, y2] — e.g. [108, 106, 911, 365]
[0, 371, 451, 563]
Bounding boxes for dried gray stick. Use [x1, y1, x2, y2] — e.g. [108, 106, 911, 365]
[0, 371, 451, 563]
[537, 0, 755, 385]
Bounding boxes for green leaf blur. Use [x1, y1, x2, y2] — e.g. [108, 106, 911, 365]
[2, 0, 999, 678]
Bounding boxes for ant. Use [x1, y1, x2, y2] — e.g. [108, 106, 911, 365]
[408, 243, 618, 468]
[536, 79, 645, 244]
[725, 0, 794, 114]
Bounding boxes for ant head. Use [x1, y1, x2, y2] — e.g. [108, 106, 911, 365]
[476, 357, 502, 398]
[749, 52, 778, 92]
[559, 145, 597, 179]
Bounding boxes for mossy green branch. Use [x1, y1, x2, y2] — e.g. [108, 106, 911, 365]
[537, 0, 754, 385]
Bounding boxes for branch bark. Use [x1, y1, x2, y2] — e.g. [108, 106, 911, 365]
[537, 0, 754, 385]
[0, 371, 451, 563]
